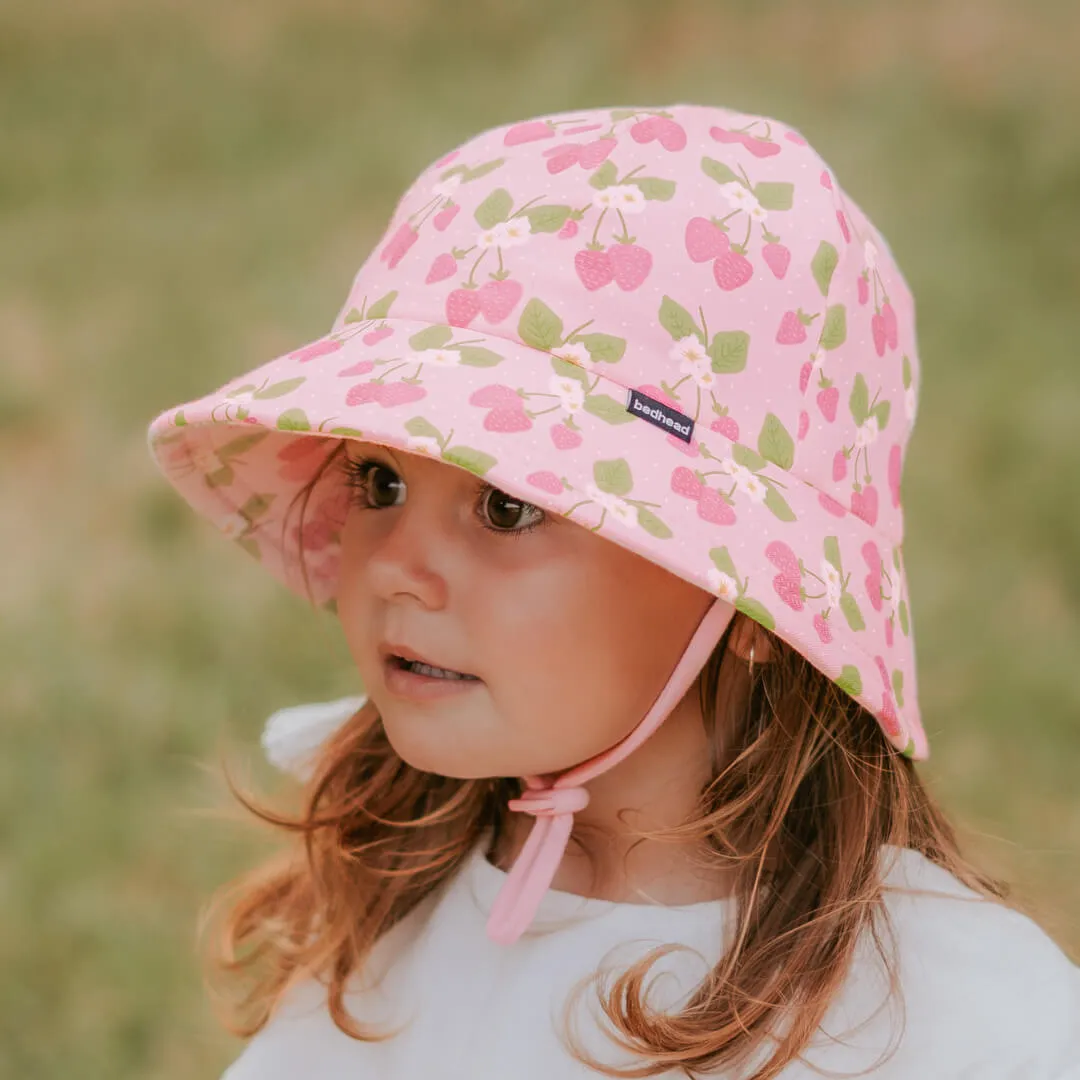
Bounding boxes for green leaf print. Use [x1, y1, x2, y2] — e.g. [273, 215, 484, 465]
[636, 507, 672, 538]
[174, 410, 187, 426]
[762, 484, 796, 522]
[734, 596, 776, 631]
[631, 177, 676, 201]
[277, 408, 311, 432]
[589, 161, 618, 190]
[594, 458, 633, 497]
[901, 737, 917, 759]
[659, 296, 701, 342]
[811, 241, 839, 297]
[404, 417, 443, 443]
[456, 346, 504, 367]
[329, 426, 365, 437]
[239, 493, 276, 520]
[757, 412, 795, 470]
[752, 182, 794, 211]
[819, 305, 847, 351]
[236, 536, 260, 559]
[442, 446, 497, 476]
[902, 354, 912, 389]
[709, 546, 738, 579]
[551, 355, 589, 387]
[823, 536, 843, 574]
[892, 669, 904, 707]
[253, 377, 306, 400]
[474, 187, 513, 229]
[206, 465, 234, 488]
[849, 374, 870, 425]
[732, 443, 768, 472]
[523, 205, 572, 233]
[840, 591, 865, 631]
[343, 308, 363, 324]
[217, 432, 269, 461]
[365, 291, 398, 320]
[461, 159, 506, 183]
[708, 330, 750, 374]
[584, 395, 636, 425]
[898, 599, 909, 636]
[573, 333, 626, 363]
[518, 298, 564, 351]
[409, 325, 454, 350]
[701, 157, 742, 187]
[835, 664, 863, 696]
[872, 400, 891, 430]
[225, 383, 258, 398]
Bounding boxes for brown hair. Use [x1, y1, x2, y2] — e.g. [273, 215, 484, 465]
[201, 439, 1018, 1078]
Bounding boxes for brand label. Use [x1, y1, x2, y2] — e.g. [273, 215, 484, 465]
[625, 388, 695, 443]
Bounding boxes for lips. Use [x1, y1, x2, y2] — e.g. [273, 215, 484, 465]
[378, 642, 478, 679]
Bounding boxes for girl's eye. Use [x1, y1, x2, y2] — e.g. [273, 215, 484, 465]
[343, 457, 545, 538]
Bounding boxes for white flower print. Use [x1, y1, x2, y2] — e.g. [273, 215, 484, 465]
[405, 435, 441, 456]
[585, 482, 617, 512]
[808, 349, 826, 375]
[551, 341, 591, 366]
[853, 414, 879, 449]
[864, 238, 879, 271]
[719, 182, 761, 215]
[687, 366, 716, 390]
[740, 474, 767, 503]
[430, 173, 463, 200]
[719, 459, 754, 489]
[550, 374, 585, 414]
[904, 385, 916, 421]
[592, 184, 647, 215]
[708, 569, 739, 601]
[822, 560, 843, 608]
[412, 348, 460, 368]
[607, 500, 637, 527]
[476, 219, 533, 250]
[671, 335, 708, 366]
[219, 512, 250, 540]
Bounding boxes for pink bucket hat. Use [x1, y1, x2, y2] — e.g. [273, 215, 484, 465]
[147, 103, 926, 944]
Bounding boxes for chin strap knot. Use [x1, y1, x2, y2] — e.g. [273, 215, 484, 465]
[507, 785, 590, 817]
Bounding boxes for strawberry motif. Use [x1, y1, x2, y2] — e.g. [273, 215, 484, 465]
[813, 612, 833, 643]
[888, 444, 903, 508]
[742, 135, 781, 158]
[337, 359, 375, 378]
[630, 116, 686, 151]
[426, 253, 458, 284]
[862, 540, 883, 611]
[881, 301, 898, 350]
[575, 248, 615, 291]
[713, 250, 753, 291]
[504, 120, 555, 145]
[850, 485, 879, 526]
[578, 138, 618, 169]
[818, 492, 849, 518]
[432, 204, 460, 231]
[697, 486, 736, 525]
[609, 243, 653, 291]
[380, 223, 418, 269]
[885, 619, 894, 648]
[685, 217, 730, 262]
[361, 326, 394, 346]
[671, 466, 704, 500]
[799, 361, 813, 395]
[345, 382, 382, 406]
[771, 572, 804, 611]
[797, 410, 809, 440]
[483, 406, 532, 433]
[546, 146, 581, 174]
[880, 692, 902, 738]
[871, 312, 887, 357]
[832, 449, 848, 482]
[446, 288, 483, 327]
[857, 274, 870, 306]
[710, 415, 739, 441]
[816, 386, 839, 422]
[550, 423, 582, 450]
[776, 310, 809, 345]
[477, 279, 523, 323]
[836, 210, 851, 243]
[765, 540, 800, 582]
[470, 384, 522, 408]
[377, 382, 427, 408]
[527, 470, 564, 494]
[557, 218, 579, 239]
[291, 339, 343, 363]
[762, 242, 791, 279]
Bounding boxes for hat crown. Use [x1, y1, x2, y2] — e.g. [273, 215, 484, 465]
[331, 103, 917, 545]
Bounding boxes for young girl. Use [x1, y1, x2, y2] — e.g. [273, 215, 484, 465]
[147, 103, 1080, 1078]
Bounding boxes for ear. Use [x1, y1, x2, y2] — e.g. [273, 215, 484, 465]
[729, 615, 774, 665]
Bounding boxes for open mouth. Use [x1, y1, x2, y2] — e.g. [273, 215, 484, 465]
[388, 655, 481, 682]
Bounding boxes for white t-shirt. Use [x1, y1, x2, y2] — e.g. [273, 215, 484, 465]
[222, 828, 1080, 1078]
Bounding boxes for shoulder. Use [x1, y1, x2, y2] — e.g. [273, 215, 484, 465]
[872, 846, 1080, 1072]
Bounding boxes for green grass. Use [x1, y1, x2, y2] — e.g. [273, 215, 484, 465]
[2, 2, 1078, 1076]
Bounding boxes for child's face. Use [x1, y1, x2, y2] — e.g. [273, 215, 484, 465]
[336, 441, 717, 780]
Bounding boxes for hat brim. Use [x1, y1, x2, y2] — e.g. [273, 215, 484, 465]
[147, 315, 927, 760]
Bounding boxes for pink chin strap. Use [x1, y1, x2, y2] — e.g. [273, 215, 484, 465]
[486, 597, 737, 945]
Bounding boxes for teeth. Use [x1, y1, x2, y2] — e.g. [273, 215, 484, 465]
[403, 659, 477, 680]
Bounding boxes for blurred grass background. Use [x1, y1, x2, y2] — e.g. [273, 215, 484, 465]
[2, 0, 1078, 1076]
